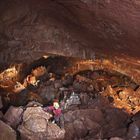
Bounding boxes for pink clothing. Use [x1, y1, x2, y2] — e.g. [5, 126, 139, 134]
[45, 106, 62, 117]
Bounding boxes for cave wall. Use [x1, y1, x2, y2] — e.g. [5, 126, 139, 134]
[0, 0, 140, 83]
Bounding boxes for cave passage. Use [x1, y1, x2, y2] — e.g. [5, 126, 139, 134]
[0, 0, 140, 139]
[0, 55, 140, 140]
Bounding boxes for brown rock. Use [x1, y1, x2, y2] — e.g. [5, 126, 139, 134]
[62, 75, 73, 86]
[132, 111, 140, 121]
[18, 106, 65, 140]
[110, 137, 124, 140]
[80, 92, 90, 106]
[31, 66, 47, 78]
[40, 85, 57, 102]
[76, 108, 104, 123]
[106, 128, 127, 138]
[54, 80, 62, 89]
[19, 106, 51, 132]
[64, 108, 104, 124]
[4, 106, 23, 128]
[47, 123, 65, 140]
[84, 118, 101, 135]
[0, 96, 3, 109]
[0, 111, 3, 119]
[64, 123, 76, 140]
[104, 108, 129, 129]
[0, 120, 16, 140]
[73, 119, 87, 138]
[103, 108, 129, 138]
[64, 111, 76, 123]
[127, 120, 140, 139]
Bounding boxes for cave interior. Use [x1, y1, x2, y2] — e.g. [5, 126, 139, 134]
[0, 0, 140, 140]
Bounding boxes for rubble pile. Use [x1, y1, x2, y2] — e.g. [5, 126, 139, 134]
[0, 56, 140, 140]
[18, 106, 65, 140]
[103, 85, 140, 114]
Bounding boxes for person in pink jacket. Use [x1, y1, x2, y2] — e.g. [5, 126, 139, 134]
[43, 100, 63, 127]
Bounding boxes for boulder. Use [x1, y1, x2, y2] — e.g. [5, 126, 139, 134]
[64, 108, 103, 139]
[4, 106, 23, 128]
[47, 123, 65, 140]
[104, 108, 129, 129]
[64, 108, 104, 124]
[64, 123, 76, 140]
[0, 120, 16, 140]
[18, 106, 65, 140]
[103, 108, 128, 138]
[73, 119, 87, 138]
[84, 118, 101, 136]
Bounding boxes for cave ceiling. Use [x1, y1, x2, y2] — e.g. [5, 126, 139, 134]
[0, 0, 140, 83]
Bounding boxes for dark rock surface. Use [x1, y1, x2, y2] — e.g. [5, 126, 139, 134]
[0, 120, 16, 140]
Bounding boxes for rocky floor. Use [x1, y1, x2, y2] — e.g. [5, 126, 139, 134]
[0, 57, 140, 140]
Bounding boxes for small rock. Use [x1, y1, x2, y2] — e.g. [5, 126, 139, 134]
[4, 106, 23, 129]
[0, 120, 16, 140]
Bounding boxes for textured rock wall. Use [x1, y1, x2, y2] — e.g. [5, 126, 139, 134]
[0, 0, 140, 82]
